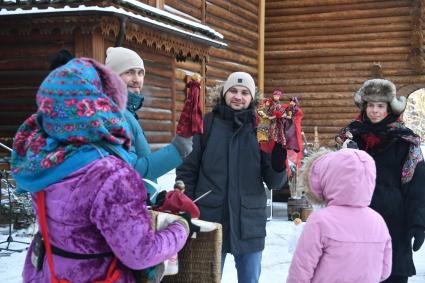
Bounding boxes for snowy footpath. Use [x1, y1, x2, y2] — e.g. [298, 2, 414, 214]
[1, 194, 425, 282]
[1, 202, 424, 282]
[222, 202, 425, 283]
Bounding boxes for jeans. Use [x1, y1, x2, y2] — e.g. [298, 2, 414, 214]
[221, 251, 262, 283]
[381, 275, 408, 283]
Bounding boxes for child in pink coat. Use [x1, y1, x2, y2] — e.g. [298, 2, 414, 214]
[287, 148, 392, 283]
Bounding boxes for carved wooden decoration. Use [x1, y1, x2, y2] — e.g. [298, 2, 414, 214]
[0, 15, 210, 62]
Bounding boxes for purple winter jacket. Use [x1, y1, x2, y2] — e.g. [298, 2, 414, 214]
[23, 155, 188, 282]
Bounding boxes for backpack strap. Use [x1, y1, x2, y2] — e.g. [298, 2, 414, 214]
[200, 113, 214, 154]
[36, 191, 64, 283]
[35, 191, 121, 283]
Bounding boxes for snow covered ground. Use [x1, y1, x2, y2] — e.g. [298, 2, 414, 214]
[1, 170, 425, 282]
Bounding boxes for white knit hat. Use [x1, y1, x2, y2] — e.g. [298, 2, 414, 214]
[105, 47, 145, 76]
[223, 72, 256, 99]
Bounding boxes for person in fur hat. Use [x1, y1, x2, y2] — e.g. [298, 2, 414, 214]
[176, 72, 288, 283]
[105, 47, 193, 203]
[337, 79, 425, 283]
[287, 149, 392, 283]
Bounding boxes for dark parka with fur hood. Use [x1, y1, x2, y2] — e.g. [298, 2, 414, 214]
[176, 97, 287, 254]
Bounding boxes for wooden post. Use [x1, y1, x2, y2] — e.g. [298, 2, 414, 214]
[171, 59, 177, 136]
[202, 0, 206, 24]
[92, 30, 105, 63]
[156, 0, 164, 9]
[201, 0, 207, 114]
[313, 126, 320, 150]
[202, 57, 207, 114]
[258, 0, 265, 92]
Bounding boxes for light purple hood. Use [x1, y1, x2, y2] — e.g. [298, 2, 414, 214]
[308, 148, 376, 207]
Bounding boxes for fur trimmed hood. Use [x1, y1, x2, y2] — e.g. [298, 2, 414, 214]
[354, 79, 406, 115]
[299, 148, 333, 206]
[300, 148, 377, 207]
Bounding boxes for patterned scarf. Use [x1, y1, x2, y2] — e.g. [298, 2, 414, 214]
[11, 58, 132, 193]
[339, 114, 423, 184]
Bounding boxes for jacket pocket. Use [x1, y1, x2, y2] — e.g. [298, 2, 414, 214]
[195, 189, 223, 223]
[240, 195, 267, 240]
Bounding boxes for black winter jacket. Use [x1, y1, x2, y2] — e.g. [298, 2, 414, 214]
[352, 130, 425, 277]
[176, 104, 287, 254]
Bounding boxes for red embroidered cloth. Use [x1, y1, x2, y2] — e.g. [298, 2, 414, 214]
[176, 78, 203, 137]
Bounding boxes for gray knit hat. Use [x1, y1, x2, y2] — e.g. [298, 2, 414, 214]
[105, 47, 145, 76]
[354, 79, 407, 115]
[223, 72, 256, 99]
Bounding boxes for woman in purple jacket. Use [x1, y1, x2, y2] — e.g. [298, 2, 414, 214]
[11, 58, 189, 282]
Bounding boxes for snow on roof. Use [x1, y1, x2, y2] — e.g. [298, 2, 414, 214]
[121, 0, 223, 39]
[1, 0, 223, 39]
[0, 4, 227, 48]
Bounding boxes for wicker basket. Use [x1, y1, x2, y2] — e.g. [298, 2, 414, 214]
[161, 222, 222, 283]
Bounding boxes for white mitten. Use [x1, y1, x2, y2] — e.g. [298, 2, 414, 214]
[155, 211, 189, 234]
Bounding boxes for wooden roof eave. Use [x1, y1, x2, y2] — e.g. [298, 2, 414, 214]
[0, 6, 227, 61]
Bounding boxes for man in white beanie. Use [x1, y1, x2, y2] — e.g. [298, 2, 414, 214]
[106, 47, 193, 202]
[177, 72, 288, 283]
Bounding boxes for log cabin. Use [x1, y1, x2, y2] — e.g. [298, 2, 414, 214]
[1, 0, 424, 158]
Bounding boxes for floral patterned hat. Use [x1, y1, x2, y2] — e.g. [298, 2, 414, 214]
[11, 58, 131, 192]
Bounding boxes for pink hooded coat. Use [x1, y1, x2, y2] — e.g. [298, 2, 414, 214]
[287, 149, 392, 283]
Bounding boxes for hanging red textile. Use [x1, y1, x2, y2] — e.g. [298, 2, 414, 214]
[176, 74, 203, 137]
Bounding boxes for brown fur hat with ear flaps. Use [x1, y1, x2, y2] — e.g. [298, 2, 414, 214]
[354, 79, 407, 115]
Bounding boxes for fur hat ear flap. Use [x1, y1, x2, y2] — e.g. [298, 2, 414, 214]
[390, 95, 407, 115]
[354, 90, 363, 108]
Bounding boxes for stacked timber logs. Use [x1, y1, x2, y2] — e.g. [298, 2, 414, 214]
[265, 0, 425, 146]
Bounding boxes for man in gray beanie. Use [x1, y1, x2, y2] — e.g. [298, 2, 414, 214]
[106, 47, 192, 202]
[177, 71, 288, 283]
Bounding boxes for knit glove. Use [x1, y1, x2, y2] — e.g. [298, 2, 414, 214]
[271, 143, 287, 172]
[171, 135, 193, 159]
[155, 211, 190, 237]
[408, 226, 425, 252]
[178, 212, 201, 238]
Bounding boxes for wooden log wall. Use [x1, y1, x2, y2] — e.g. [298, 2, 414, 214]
[0, 31, 73, 142]
[166, 0, 260, 110]
[265, 0, 425, 146]
[205, 0, 259, 108]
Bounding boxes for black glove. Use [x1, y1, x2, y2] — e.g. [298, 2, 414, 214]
[178, 212, 201, 238]
[152, 190, 167, 209]
[408, 226, 425, 252]
[271, 143, 287, 172]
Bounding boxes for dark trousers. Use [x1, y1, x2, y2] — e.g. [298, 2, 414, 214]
[381, 275, 408, 283]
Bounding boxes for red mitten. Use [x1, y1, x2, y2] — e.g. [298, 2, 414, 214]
[157, 190, 200, 219]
